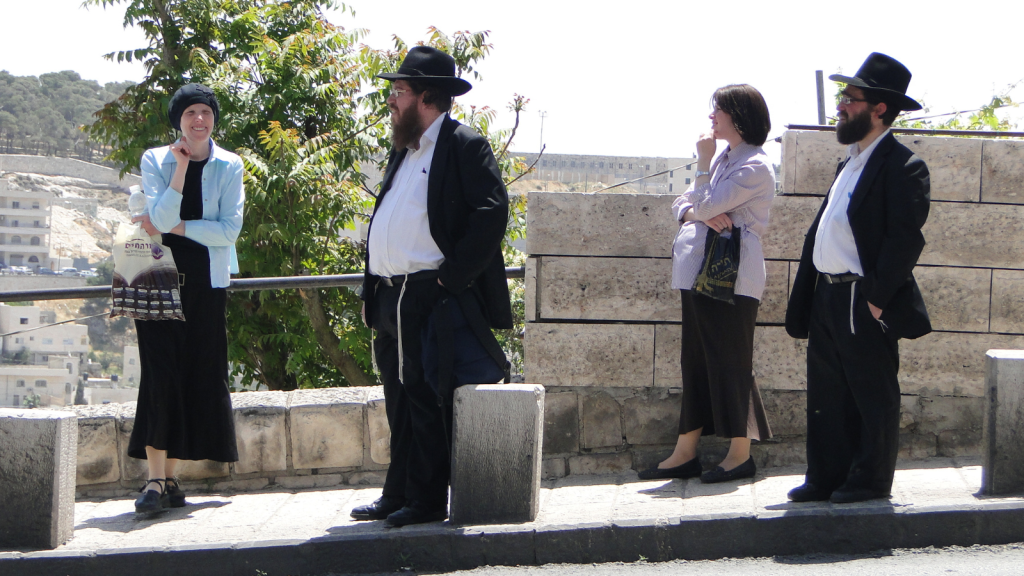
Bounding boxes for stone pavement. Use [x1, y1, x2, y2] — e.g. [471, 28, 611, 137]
[3, 457, 1024, 576]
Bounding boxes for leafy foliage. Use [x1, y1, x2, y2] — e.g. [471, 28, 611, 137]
[82, 0, 533, 389]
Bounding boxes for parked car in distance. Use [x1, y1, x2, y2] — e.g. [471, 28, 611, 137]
[78, 270, 97, 278]
[38, 267, 57, 275]
[61, 267, 78, 277]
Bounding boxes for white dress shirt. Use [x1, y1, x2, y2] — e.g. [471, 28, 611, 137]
[368, 113, 446, 277]
[813, 129, 890, 275]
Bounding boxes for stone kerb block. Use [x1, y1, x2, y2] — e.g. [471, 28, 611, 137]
[0, 408, 77, 549]
[526, 192, 677, 258]
[982, 349, 1024, 495]
[289, 388, 367, 470]
[64, 403, 120, 486]
[232, 391, 289, 475]
[366, 387, 391, 465]
[450, 384, 544, 525]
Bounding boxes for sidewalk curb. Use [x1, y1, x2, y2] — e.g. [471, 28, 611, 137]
[4, 501, 1024, 575]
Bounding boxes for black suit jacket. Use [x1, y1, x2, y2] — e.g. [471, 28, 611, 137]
[362, 115, 513, 330]
[785, 132, 931, 340]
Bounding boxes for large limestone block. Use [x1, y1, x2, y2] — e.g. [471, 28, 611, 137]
[982, 350, 1024, 494]
[916, 395, 983, 436]
[916, 266, 991, 333]
[450, 384, 544, 525]
[622, 389, 682, 446]
[65, 404, 120, 485]
[581, 391, 622, 449]
[175, 459, 229, 481]
[537, 256, 675, 321]
[525, 257, 538, 322]
[760, 260, 791, 324]
[115, 402, 147, 483]
[232, 391, 288, 474]
[525, 192, 676, 257]
[654, 324, 682, 388]
[289, 388, 367, 470]
[543, 391, 579, 455]
[780, 130, 845, 196]
[920, 203, 1024, 269]
[900, 333, 1024, 397]
[760, 389, 807, 437]
[982, 140, 1024, 204]
[760, 196, 820, 260]
[0, 409, 76, 549]
[992, 270, 1024, 334]
[895, 134, 982, 203]
[525, 323, 654, 387]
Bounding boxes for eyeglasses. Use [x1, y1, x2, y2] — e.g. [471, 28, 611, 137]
[389, 88, 409, 99]
[838, 94, 870, 106]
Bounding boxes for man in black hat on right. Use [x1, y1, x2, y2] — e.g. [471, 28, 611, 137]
[785, 53, 932, 504]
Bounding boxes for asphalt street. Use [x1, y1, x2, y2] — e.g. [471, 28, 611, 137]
[353, 543, 1024, 576]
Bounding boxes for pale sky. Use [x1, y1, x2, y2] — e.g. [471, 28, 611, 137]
[2, 0, 1023, 161]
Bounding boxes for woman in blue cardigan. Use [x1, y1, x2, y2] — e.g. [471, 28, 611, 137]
[128, 84, 244, 514]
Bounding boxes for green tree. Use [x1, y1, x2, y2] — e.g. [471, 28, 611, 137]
[83, 0, 531, 389]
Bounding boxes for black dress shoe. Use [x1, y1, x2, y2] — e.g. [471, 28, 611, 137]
[637, 457, 702, 480]
[700, 457, 756, 484]
[135, 478, 166, 515]
[386, 502, 448, 527]
[829, 486, 890, 504]
[787, 483, 832, 502]
[162, 477, 186, 508]
[350, 495, 406, 520]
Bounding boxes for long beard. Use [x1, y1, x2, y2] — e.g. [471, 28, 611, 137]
[392, 104, 423, 150]
[836, 108, 873, 145]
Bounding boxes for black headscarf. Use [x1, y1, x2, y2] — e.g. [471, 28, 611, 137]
[168, 83, 220, 131]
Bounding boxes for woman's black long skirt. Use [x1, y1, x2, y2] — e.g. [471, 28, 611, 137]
[678, 289, 772, 441]
[127, 240, 238, 462]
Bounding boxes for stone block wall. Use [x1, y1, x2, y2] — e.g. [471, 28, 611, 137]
[524, 130, 1024, 477]
[65, 388, 391, 497]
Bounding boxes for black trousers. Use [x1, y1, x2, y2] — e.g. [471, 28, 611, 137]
[372, 276, 504, 508]
[804, 276, 901, 494]
[679, 290, 772, 441]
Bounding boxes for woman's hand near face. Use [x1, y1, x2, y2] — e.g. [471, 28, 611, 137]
[169, 138, 192, 164]
[696, 132, 717, 166]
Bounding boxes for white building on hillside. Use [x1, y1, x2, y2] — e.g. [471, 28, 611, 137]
[0, 178, 51, 271]
[0, 360, 77, 407]
[0, 304, 89, 365]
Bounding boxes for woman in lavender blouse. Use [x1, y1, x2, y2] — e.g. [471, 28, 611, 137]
[639, 84, 775, 484]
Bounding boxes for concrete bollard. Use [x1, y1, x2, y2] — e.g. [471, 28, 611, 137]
[0, 408, 77, 549]
[450, 384, 544, 525]
[982, 350, 1024, 495]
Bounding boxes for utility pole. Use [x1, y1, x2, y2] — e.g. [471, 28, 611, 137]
[816, 70, 826, 125]
[538, 111, 547, 153]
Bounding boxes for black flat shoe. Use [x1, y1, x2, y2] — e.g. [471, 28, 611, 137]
[637, 457, 702, 480]
[386, 502, 448, 527]
[162, 477, 186, 508]
[350, 495, 406, 521]
[700, 457, 756, 484]
[829, 486, 890, 504]
[135, 478, 166, 515]
[787, 483, 832, 502]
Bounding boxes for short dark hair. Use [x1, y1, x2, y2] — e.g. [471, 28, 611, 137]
[406, 79, 453, 113]
[859, 88, 902, 126]
[712, 84, 771, 146]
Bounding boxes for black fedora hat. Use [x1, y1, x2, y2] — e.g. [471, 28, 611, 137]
[830, 52, 922, 112]
[378, 46, 472, 97]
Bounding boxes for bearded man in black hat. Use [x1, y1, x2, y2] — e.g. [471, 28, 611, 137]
[784, 52, 931, 504]
[351, 46, 512, 526]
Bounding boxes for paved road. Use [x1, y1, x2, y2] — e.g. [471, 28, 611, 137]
[349, 544, 1024, 576]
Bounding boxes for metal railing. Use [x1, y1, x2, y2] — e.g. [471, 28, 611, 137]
[0, 266, 527, 303]
[787, 124, 1024, 139]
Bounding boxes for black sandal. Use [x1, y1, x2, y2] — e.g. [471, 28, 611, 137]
[135, 478, 166, 514]
[163, 477, 187, 508]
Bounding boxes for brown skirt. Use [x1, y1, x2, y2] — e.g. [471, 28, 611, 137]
[678, 289, 772, 441]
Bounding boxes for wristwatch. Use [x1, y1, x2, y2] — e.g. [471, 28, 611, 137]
[695, 170, 710, 178]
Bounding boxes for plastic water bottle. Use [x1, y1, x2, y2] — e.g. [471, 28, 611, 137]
[128, 185, 148, 216]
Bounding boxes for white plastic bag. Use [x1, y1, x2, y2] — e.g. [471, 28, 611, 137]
[110, 222, 185, 321]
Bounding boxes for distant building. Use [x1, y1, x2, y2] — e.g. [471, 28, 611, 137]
[123, 345, 140, 386]
[514, 152, 699, 195]
[0, 304, 89, 365]
[0, 361, 77, 408]
[0, 178, 52, 271]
